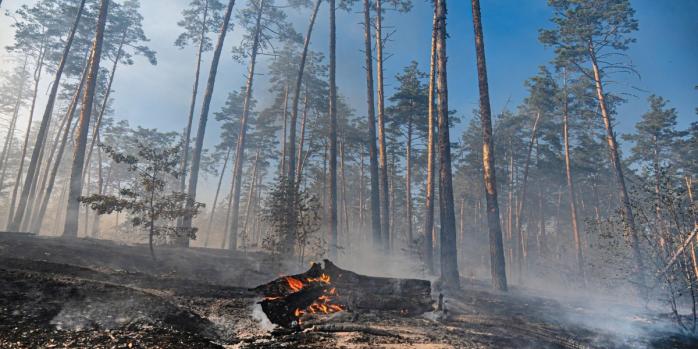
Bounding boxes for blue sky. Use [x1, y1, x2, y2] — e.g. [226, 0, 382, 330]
[1, 0, 696, 197]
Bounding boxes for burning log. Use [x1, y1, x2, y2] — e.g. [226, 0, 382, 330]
[254, 260, 434, 329]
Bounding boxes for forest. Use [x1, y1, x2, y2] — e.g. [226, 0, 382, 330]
[0, 0, 696, 348]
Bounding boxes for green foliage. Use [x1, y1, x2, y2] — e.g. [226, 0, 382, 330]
[80, 141, 205, 247]
[175, 0, 225, 51]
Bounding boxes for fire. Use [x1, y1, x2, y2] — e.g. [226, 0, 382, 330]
[306, 273, 331, 284]
[285, 276, 304, 292]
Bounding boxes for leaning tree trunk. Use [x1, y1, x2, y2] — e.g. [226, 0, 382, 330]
[180, 0, 210, 207]
[204, 144, 232, 246]
[589, 43, 644, 287]
[0, 57, 29, 196]
[362, 0, 381, 249]
[226, 0, 265, 251]
[374, 0, 391, 250]
[434, 0, 459, 289]
[181, 0, 236, 244]
[11, 1, 87, 232]
[471, 0, 507, 291]
[562, 69, 583, 275]
[422, 4, 437, 274]
[62, 0, 110, 237]
[514, 111, 541, 281]
[295, 89, 309, 185]
[285, 0, 322, 255]
[7, 43, 45, 228]
[328, 0, 339, 260]
[31, 64, 88, 233]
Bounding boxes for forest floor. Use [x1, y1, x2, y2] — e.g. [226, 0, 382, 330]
[0, 232, 696, 349]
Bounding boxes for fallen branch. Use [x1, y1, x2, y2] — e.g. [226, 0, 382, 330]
[660, 225, 698, 276]
[305, 324, 402, 338]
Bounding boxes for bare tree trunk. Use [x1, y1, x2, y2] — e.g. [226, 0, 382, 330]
[286, 0, 322, 255]
[514, 111, 541, 280]
[180, 0, 210, 205]
[375, 0, 390, 250]
[205, 144, 232, 246]
[295, 89, 309, 185]
[422, 4, 437, 274]
[340, 141, 350, 253]
[589, 44, 644, 286]
[362, 0, 381, 249]
[62, 0, 110, 237]
[182, 0, 237, 243]
[280, 84, 289, 175]
[7, 43, 45, 228]
[328, 0, 339, 261]
[471, 0, 507, 291]
[435, 0, 459, 289]
[0, 58, 30, 200]
[31, 62, 89, 233]
[405, 115, 413, 242]
[241, 149, 260, 251]
[227, 0, 265, 251]
[562, 69, 583, 275]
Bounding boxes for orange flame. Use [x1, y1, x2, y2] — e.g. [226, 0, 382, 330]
[286, 276, 304, 292]
[306, 273, 331, 284]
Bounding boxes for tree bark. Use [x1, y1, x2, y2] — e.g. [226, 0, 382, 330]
[588, 43, 644, 286]
[31, 61, 89, 233]
[7, 42, 45, 228]
[181, 0, 237, 243]
[227, 0, 265, 251]
[241, 149, 260, 251]
[434, 0, 459, 289]
[362, 0, 381, 249]
[375, 0, 390, 250]
[328, 0, 338, 260]
[405, 114, 413, 242]
[204, 144, 232, 246]
[285, 0, 322, 255]
[295, 89, 309, 185]
[514, 111, 541, 280]
[562, 69, 583, 275]
[180, 0, 210, 206]
[422, 4, 437, 274]
[62, 0, 109, 238]
[471, 0, 507, 291]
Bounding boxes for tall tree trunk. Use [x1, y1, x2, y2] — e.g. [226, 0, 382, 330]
[14, 2, 88, 230]
[405, 115, 413, 242]
[362, 0, 381, 249]
[81, 29, 127, 187]
[562, 69, 583, 275]
[0, 57, 29, 197]
[422, 4, 437, 274]
[204, 144, 232, 246]
[340, 141, 350, 253]
[295, 89, 309, 185]
[514, 111, 541, 280]
[435, 0, 459, 289]
[241, 149, 260, 251]
[7, 43, 45, 228]
[62, 0, 110, 237]
[328, 0, 339, 260]
[374, 0, 390, 250]
[181, 0, 237, 243]
[31, 62, 89, 233]
[285, 0, 322, 255]
[280, 84, 289, 174]
[588, 43, 644, 286]
[180, 0, 210, 205]
[227, 0, 265, 251]
[471, 0, 507, 291]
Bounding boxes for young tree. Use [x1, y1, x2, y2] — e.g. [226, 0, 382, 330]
[181, 0, 236, 245]
[80, 142, 203, 258]
[471, 0, 507, 291]
[63, 0, 110, 237]
[539, 0, 645, 285]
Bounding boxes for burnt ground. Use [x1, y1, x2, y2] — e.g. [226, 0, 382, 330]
[0, 232, 696, 348]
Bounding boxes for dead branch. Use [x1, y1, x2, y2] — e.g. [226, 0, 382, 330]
[304, 323, 402, 338]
